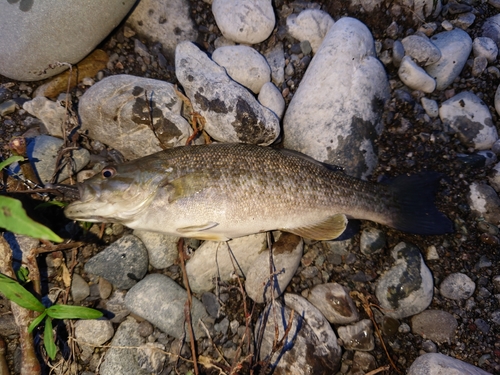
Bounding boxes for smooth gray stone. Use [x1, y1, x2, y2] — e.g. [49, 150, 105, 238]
[74, 319, 114, 360]
[472, 37, 498, 63]
[283, 17, 389, 179]
[175, 41, 280, 145]
[401, 35, 441, 65]
[78, 74, 191, 160]
[133, 230, 180, 270]
[408, 353, 492, 375]
[482, 14, 500, 49]
[468, 182, 500, 224]
[286, 9, 335, 53]
[23, 97, 67, 138]
[439, 272, 476, 300]
[425, 28, 472, 90]
[264, 42, 286, 85]
[71, 273, 90, 304]
[84, 235, 148, 290]
[125, 274, 208, 340]
[411, 310, 458, 343]
[0, 0, 136, 81]
[398, 55, 436, 93]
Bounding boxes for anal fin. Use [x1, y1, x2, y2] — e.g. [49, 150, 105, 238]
[283, 214, 348, 240]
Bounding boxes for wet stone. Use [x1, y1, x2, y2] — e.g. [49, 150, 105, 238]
[305, 283, 359, 324]
[337, 319, 375, 351]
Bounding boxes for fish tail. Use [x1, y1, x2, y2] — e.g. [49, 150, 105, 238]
[386, 172, 454, 235]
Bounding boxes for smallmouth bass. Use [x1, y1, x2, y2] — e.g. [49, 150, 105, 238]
[64, 143, 453, 240]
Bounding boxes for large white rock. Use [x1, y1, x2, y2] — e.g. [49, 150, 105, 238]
[126, 0, 198, 58]
[286, 9, 335, 53]
[0, 0, 136, 81]
[408, 353, 492, 375]
[283, 17, 390, 179]
[212, 45, 271, 94]
[439, 91, 498, 150]
[176, 42, 280, 145]
[78, 75, 192, 160]
[212, 0, 275, 44]
[425, 28, 472, 90]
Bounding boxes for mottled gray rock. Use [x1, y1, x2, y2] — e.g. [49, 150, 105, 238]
[74, 319, 114, 360]
[401, 35, 441, 65]
[79, 75, 192, 160]
[305, 283, 359, 324]
[425, 29, 472, 90]
[421, 97, 439, 118]
[125, 274, 208, 340]
[11, 135, 90, 184]
[22, 97, 67, 138]
[245, 233, 303, 303]
[452, 12, 476, 30]
[126, 0, 198, 58]
[105, 290, 130, 323]
[286, 9, 335, 53]
[440, 272, 476, 300]
[212, 0, 275, 44]
[258, 82, 286, 119]
[337, 319, 375, 351]
[398, 56, 436, 93]
[133, 230, 179, 269]
[176, 42, 280, 145]
[472, 56, 488, 77]
[186, 233, 267, 293]
[488, 162, 500, 192]
[375, 242, 433, 319]
[71, 274, 90, 304]
[0, 0, 135, 81]
[359, 227, 386, 255]
[409, 0, 442, 20]
[494, 83, 500, 118]
[439, 91, 498, 150]
[392, 40, 405, 67]
[411, 310, 458, 343]
[264, 42, 286, 85]
[473, 37, 498, 63]
[212, 45, 271, 94]
[483, 14, 500, 49]
[408, 353, 493, 375]
[100, 317, 149, 375]
[84, 235, 148, 290]
[283, 17, 390, 179]
[467, 182, 500, 224]
[256, 294, 341, 374]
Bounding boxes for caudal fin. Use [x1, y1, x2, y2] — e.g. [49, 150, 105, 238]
[387, 173, 454, 235]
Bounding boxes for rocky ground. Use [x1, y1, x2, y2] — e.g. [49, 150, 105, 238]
[1, 0, 500, 374]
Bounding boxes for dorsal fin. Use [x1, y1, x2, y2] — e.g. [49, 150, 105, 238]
[282, 214, 348, 240]
[276, 148, 344, 172]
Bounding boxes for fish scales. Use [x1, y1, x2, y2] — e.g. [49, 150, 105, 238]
[64, 143, 453, 240]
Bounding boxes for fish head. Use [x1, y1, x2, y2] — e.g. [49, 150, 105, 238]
[64, 158, 171, 224]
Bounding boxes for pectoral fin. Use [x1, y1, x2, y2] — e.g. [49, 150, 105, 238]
[168, 172, 210, 203]
[283, 214, 348, 240]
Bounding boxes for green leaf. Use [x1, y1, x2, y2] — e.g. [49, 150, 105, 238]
[16, 267, 30, 284]
[0, 273, 45, 312]
[46, 304, 103, 320]
[0, 196, 63, 242]
[44, 317, 58, 360]
[0, 156, 24, 171]
[35, 200, 68, 209]
[28, 311, 47, 333]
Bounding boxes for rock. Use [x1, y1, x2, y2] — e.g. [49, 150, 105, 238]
[401, 35, 441, 65]
[71, 274, 90, 304]
[305, 283, 359, 324]
[392, 40, 405, 67]
[126, 0, 198, 58]
[12, 135, 90, 184]
[467, 182, 500, 224]
[175, 42, 280, 145]
[133, 230, 179, 269]
[283, 17, 390, 179]
[286, 9, 335, 53]
[410, 0, 442, 20]
[212, 0, 275, 44]
[264, 42, 286, 85]
[99, 317, 149, 375]
[201, 292, 221, 318]
[245, 233, 303, 303]
[105, 290, 130, 323]
[0, 0, 135, 81]
[186, 233, 267, 293]
[439, 272, 476, 300]
[256, 294, 341, 374]
[211, 45, 271, 94]
[488, 162, 500, 192]
[398, 56, 436, 93]
[359, 227, 386, 255]
[99, 278, 113, 300]
[452, 12, 475, 30]
[0, 100, 18, 117]
[337, 319, 375, 351]
[124, 274, 208, 340]
[472, 37, 498, 63]
[375, 242, 434, 319]
[74, 319, 114, 360]
[439, 91, 498, 150]
[258, 82, 286, 119]
[421, 97, 439, 118]
[84, 235, 149, 290]
[494, 83, 500, 118]
[22, 97, 67, 138]
[472, 56, 488, 77]
[78, 75, 192, 160]
[352, 351, 377, 374]
[482, 14, 500, 49]
[411, 310, 458, 343]
[408, 353, 493, 375]
[425, 28, 472, 91]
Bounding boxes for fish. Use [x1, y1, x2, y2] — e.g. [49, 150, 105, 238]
[64, 143, 453, 241]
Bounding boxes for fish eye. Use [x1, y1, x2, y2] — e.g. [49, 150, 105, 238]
[101, 167, 116, 178]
